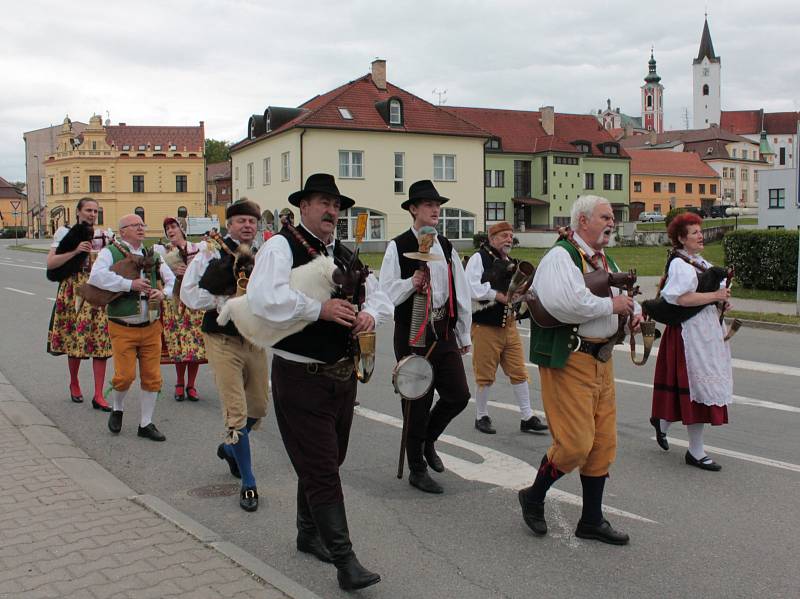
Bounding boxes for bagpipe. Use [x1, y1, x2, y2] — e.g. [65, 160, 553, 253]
[474, 247, 535, 323]
[46, 222, 94, 282]
[199, 229, 254, 297]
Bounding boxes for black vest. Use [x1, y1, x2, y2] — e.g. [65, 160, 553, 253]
[200, 237, 240, 337]
[272, 225, 355, 364]
[392, 228, 458, 331]
[472, 245, 514, 327]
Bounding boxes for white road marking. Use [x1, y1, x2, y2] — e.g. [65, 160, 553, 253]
[355, 405, 657, 524]
[47, 297, 57, 301]
[516, 329, 800, 378]
[0, 261, 46, 271]
[4, 287, 35, 296]
[658, 437, 800, 473]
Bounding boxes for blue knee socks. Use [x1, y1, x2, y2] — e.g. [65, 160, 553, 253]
[229, 429, 256, 489]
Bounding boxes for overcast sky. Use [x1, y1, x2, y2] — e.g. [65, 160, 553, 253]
[2, 0, 799, 182]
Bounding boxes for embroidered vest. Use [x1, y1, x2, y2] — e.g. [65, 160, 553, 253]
[472, 245, 514, 327]
[106, 245, 161, 319]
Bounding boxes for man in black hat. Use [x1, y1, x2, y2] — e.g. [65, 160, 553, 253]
[378, 180, 473, 494]
[247, 173, 392, 591]
[181, 198, 268, 513]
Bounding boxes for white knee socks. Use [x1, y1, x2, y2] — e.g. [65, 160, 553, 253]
[512, 382, 533, 420]
[140, 391, 158, 427]
[659, 419, 671, 434]
[476, 385, 491, 419]
[687, 423, 706, 459]
[111, 388, 128, 412]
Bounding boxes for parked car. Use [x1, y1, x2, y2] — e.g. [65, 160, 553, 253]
[639, 211, 666, 222]
[709, 204, 733, 218]
[684, 206, 708, 218]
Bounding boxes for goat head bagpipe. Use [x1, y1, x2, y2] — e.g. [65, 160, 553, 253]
[76, 242, 160, 307]
[46, 223, 94, 282]
[198, 230, 254, 297]
[163, 242, 199, 300]
[216, 221, 340, 350]
[641, 252, 729, 327]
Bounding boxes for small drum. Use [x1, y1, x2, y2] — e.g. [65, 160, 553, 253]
[392, 354, 434, 400]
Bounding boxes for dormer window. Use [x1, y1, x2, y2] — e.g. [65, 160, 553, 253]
[338, 107, 354, 120]
[389, 100, 402, 125]
[572, 140, 591, 153]
[154, 145, 162, 151]
[600, 143, 619, 155]
[138, 144, 146, 151]
[169, 144, 177, 151]
[485, 138, 501, 151]
[122, 144, 130, 151]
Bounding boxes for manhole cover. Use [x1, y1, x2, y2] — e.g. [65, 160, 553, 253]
[187, 483, 240, 498]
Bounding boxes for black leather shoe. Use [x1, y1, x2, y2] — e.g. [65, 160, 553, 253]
[409, 471, 443, 494]
[337, 555, 381, 590]
[650, 417, 669, 451]
[685, 451, 721, 471]
[92, 398, 112, 412]
[297, 532, 333, 563]
[575, 519, 630, 545]
[521, 415, 548, 434]
[240, 487, 258, 512]
[217, 443, 241, 478]
[108, 410, 123, 433]
[70, 393, 84, 403]
[424, 442, 445, 473]
[475, 416, 496, 434]
[137, 423, 166, 442]
[518, 490, 547, 536]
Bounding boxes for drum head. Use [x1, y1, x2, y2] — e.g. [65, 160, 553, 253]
[392, 355, 434, 400]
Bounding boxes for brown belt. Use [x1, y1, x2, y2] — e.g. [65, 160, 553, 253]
[274, 355, 355, 382]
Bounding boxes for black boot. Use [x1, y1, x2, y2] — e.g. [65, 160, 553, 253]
[296, 483, 332, 563]
[311, 502, 381, 591]
[519, 455, 565, 536]
[575, 474, 629, 545]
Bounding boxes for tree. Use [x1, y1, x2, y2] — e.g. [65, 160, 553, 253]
[205, 139, 231, 164]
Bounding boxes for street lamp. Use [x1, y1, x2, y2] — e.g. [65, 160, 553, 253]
[33, 153, 43, 238]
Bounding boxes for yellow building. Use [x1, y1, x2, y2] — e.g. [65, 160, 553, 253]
[230, 60, 488, 250]
[45, 115, 205, 237]
[628, 149, 721, 218]
[0, 177, 28, 235]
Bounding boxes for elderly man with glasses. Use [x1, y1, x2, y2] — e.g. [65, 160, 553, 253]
[88, 213, 175, 441]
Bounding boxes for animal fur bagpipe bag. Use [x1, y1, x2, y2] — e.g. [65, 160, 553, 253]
[216, 252, 339, 349]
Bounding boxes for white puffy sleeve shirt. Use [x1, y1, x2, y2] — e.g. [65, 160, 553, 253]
[180, 243, 226, 311]
[660, 256, 721, 305]
[465, 252, 496, 302]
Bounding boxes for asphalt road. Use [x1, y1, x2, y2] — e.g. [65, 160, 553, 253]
[1, 240, 798, 599]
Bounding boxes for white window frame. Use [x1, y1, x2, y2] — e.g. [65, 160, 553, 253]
[389, 100, 401, 125]
[247, 162, 254, 189]
[440, 208, 475, 240]
[338, 107, 353, 120]
[394, 152, 404, 193]
[281, 152, 290, 181]
[433, 154, 456, 181]
[263, 157, 271, 185]
[485, 202, 505, 221]
[338, 150, 364, 179]
[335, 208, 386, 241]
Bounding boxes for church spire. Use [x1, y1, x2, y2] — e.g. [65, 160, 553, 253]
[694, 17, 719, 64]
[644, 47, 661, 84]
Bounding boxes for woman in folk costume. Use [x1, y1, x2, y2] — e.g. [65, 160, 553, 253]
[153, 217, 207, 402]
[46, 197, 114, 410]
[649, 212, 733, 471]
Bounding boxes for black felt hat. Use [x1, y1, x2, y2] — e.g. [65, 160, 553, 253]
[226, 199, 262, 220]
[402, 179, 450, 210]
[288, 173, 355, 210]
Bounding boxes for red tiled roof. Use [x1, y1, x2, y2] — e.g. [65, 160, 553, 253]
[104, 124, 204, 153]
[444, 106, 629, 158]
[720, 110, 798, 135]
[206, 161, 231, 180]
[232, 75, 488, 151]
[0, 176, 25, 199]
[628, 150, 719, 178]
[620, 125, 755, 149]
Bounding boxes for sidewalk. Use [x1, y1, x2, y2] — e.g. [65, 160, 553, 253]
[0, 370, 320, 599]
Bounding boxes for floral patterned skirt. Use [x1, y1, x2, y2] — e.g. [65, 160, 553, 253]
[160, 298, 207, 364]
[47, 272, 113, 359]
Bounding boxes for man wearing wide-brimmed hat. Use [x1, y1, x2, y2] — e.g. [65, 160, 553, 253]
[465, 221, 548, 435]
[379, 179, 472, 495]
[247, 173, 392, 591]
[181, 198, 268, 514]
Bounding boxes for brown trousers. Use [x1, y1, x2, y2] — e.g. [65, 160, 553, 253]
[203, 333, 269, 432]
[471, 319, 528, 387]
[538, 350, 617, 477]
[109, 321, 163, 392]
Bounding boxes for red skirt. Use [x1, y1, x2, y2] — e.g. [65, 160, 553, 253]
[651, 324, 728, 426]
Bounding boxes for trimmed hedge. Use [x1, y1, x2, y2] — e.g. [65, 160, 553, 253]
[723, 229, 798, 290]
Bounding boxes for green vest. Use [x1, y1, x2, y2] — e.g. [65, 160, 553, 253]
[529, 240, 619, 369]
[107, 245, 161, 319]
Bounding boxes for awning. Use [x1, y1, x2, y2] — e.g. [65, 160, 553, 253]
[512, 197, 549, 206]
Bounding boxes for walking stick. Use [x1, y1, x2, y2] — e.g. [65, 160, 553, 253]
[396, 342, 437, 479]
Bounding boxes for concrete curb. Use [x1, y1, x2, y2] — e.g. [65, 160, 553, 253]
[0, 370, 323, 599]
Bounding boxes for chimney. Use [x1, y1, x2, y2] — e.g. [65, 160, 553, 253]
[371, 59, 387, 90]
[540, 106, 554, 136]
[623, 124, 633, 139]
[118, 122, 126, 126]
[648, 129, 657, 145]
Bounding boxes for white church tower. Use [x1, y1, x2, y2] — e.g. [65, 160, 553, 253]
[692, 17, 721, 128]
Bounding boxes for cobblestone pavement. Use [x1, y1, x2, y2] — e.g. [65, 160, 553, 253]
[0, 374, 297, 599]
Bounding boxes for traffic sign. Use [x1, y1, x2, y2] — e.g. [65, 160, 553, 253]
[10, 201, 20, 210]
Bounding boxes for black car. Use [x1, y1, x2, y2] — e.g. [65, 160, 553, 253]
[709, 205, 733, 218]
[684, 206, 708, 218]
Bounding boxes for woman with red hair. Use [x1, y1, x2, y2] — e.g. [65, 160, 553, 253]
[649, 212, 733, 471]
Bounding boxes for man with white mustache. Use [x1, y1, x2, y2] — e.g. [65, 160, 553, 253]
[517, 195, 640, 546]
[465, 221, 548, 435]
